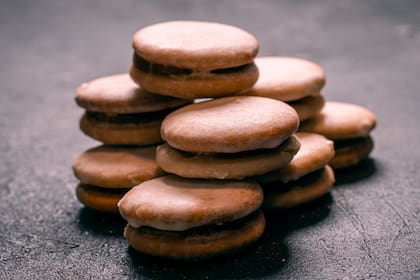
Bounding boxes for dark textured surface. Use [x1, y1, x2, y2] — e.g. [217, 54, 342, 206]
[1, 0, 419, 279]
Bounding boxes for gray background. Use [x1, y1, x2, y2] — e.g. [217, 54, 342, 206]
[0, 0, 419, 279]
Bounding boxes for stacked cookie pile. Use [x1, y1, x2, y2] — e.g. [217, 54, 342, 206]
[117, 21, 303, 259]
[72, 74, 190, 212]
[73, 20, 377, 260]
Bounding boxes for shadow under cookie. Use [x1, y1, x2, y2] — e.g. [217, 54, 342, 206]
[333, 157, 378, 186]
[76, 207, 125, 237]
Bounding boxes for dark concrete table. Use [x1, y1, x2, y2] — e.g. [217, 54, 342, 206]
[1, 0, 419, 279]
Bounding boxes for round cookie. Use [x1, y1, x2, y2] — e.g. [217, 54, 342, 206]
[76, 184, 128, 213]
[289, 93, 325, 121]
[79, 112, 163, 145]
[72, 145, 165, 188]
[263, 165, 335, 209]
[330, 136, 374, 169]
[75, 74, 191, 114]
[257, 132, 334, 184]
[245, 56, 326, 101]
[130, 21, 259, 98]
[118, 175, 263, 231]
[299, 102, 376, 140]
[124, 210, 265, 260]
[161, 96, 299, 153]
[132, 21, 258, 69]
[156, 135, 300, 179]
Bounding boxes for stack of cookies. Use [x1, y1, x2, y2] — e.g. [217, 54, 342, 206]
[117, 21, 302, 259]
[72, 74, 190, 212]
[73, 19, 378, 260]
[119, 97, 301, 259]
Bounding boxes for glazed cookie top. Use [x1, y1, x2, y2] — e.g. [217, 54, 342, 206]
[132, 21, 259, 69]
[72, 145, 164, 188]
[299, 102, 377, 139]
[257, 132, 334, 183]
[245, 57, 326, 101]
[75, 74, 190, 114]
[161, 96, 300, 153]
[118, 175, 263, 231]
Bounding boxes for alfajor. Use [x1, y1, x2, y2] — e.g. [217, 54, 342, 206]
[299, 102, 376, 169]
[130, 21, 259, 99]
[72, 145, 164, 212]
[118, 175, 265, 259]
[157, 96, 300, 179]
[76, 73, 190, 145]
[257, 132, 335, 209]
[245, 56, 326, 121]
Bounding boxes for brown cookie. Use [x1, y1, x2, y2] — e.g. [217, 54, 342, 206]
[73, 145, 164, 212]
[79, 112, 163, 145]
[76, 184, 128, 213]
[299, 102, 376, 168]
[330, 136, 374, 169]
[72, 145, 164, 188]
[299, 101, 376, 140]
[130, 21, 259, 98]
[75, 74, 190, 114]
[245, 56, 326, 101]
[76, 74, 190, 145]
[262, 165, 335, 209]
[257, 132, 334, 184]
[118, 175, 265, 259]
[161, 96, 299, 153]
[156, 136, 300, 179]
[118, 175, 263, 231]
[124, 210, 265, 260]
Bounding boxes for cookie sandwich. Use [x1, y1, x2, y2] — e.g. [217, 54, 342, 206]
[76, 74, 190, 145]
[245, 56, 326, 121]
[73, 145, 164, 212]
[300, 102, 376, 169]
[156, 96, 301, 179]
[118, 175, 265, 259]
[257, 132, 335, 209]
[130, 21, 259, 99]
